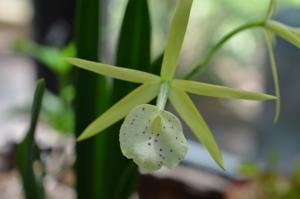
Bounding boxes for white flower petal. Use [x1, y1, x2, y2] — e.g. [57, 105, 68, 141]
[120, 104, 188, 172]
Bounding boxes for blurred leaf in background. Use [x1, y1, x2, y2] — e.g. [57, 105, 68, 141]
[13, 39, 75, 75]
[17, 79, 46, 199]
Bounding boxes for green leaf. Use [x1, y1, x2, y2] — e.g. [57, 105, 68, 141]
[169, 86, 224, 169]
[67, 57, 159, 83]
[265, 20, 300, 48]
[17, 79, 45, 199]
[77, 82, 160, 141]
[120, 104, 188, 172]
[73, 0, 109, 198]
[14, 40, 74, 75]
[173, 79, 276, 101]
[116, 0, 151, 71]
[265, 31, 281, 122]
[111, 0, 152, 197]
[160, 0, 193, 80]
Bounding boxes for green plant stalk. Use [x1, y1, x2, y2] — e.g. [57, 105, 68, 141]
[265, 0, 277, 20]
[109, 0, 151, 197]
[73, 0, 110, 198]
[185, 20, 265, 79]
[17, 79, 45, 199]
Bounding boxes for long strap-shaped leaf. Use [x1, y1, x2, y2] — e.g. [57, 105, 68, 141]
[169, 86, 223, 169]
[67, 57, 160, 83]
[77, 82, 160, 141]
[17, 79, 45, 199]
[160, 0, 193, 80]
[173, 79, 276, 101]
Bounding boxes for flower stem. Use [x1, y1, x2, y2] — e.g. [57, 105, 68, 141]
[157, 81, 169, 110]
[184, 20, 266, 79]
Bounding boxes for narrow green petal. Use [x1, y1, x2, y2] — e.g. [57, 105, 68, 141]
[160, 0, 193, 80]
[120, 104, 188, 172]
[169, 86, 224, 169]
[173, 79, 276, 101]
[265, 20, 300, 48]
[77, 82, 160, 141]
[265, 31, 281, 122]
[66, 57, 160, 83]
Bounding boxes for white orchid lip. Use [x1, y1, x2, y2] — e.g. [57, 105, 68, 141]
[119, 104, 188, 172]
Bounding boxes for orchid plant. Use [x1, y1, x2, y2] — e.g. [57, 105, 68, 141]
[65, 0, 300, 172]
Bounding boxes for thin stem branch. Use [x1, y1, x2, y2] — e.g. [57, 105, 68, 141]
[265, 0, 277, 20]
[184, 20, 266, 79]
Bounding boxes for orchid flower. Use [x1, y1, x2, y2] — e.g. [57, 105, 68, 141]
[67, 0, 276, 172]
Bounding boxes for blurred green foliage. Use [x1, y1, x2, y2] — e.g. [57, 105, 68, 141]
[240, 156, 300, 199]
[17, 79, 46, 199]
[13, 40, 75, 133]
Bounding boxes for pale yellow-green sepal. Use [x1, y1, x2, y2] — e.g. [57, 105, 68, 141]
[265, 31, 281, 122]
[160, 0, 193, 80]
[168, 86, 224, 169]
[173, 79, 276, 101]
[77, 82, 160, 141]
[265, 20, 300, 48]
[66, 57, 160, 83]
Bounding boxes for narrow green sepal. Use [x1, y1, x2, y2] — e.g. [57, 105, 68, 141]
[160, 0, 193, 80]
[265, 20, 300, 48]
[77, 82, 160, 141]
[173, 79, 277, 101]
[66, 57, 160, 83]
[169, 86, 224, 169]
[265, 31, 281, 123]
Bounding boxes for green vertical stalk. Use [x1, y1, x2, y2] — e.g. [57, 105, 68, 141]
[17, 79, 45, 199]
[108, 0, 151, 198]
[74, 0, 109, 198]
